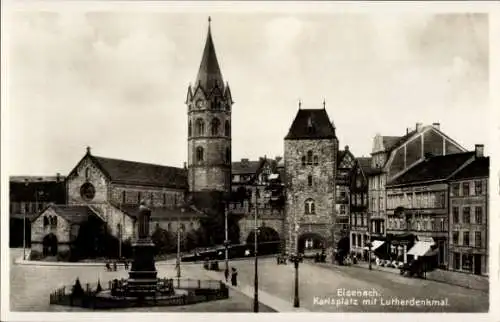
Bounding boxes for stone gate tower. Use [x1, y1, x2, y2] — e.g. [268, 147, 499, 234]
[284, 103, 338, 254]
[186, 18, 233, 195]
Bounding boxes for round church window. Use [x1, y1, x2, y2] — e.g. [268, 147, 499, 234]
[80, 182, 96, 201]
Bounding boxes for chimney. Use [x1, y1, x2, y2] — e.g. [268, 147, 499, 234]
[86, 146, 91, 155]
[345, 145, 349, 151]
[56, 173, 61, 182]
[183, 162, 187, 169]
[416, 123, 423, 132]
[432, 123, 440, 130]
[475, 144, 484, 158]
[241, 158, 249, 167]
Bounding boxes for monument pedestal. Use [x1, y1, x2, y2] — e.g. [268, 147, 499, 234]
[127, 205, 158, 298]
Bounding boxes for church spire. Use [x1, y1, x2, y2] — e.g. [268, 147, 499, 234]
[195, 17, 224, 91]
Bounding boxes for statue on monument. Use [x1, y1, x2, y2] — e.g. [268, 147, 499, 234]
[137, 201, 151, 239]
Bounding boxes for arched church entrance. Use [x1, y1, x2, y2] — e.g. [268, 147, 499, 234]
[298, 232, 326, 255]
[43, 233, 58, 257]
[246, 226, 280, 255]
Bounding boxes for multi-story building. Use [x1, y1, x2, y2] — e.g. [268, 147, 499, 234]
[448, 146, 489, 275]
[228, 157, 285, 245]
[284, 106, 338, 254]
[9, 175, 66, 247]
[349, 157, 371, 255]
[368, 122, 467, 244]
[386, 150, 478, 267]
[335, 146, 356, 238]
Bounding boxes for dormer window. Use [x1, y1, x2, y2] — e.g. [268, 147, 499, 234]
[85, 167, 90, 180]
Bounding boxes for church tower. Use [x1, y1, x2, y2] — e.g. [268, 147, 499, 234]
[186, 18, 233, 195]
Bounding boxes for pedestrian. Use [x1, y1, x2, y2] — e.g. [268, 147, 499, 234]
[105, 262, 111, 272]
[224, 267, 229, 282]
[113, 261, 117, 271]
[231, 267, 238, 286]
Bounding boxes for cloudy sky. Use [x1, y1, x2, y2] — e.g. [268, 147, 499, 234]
[5, 6, 490, 175]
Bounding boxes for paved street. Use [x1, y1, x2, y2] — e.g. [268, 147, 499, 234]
[212, 257, 488, 312]
[9, 248, 488, 313]
[9, 249, 274, 312]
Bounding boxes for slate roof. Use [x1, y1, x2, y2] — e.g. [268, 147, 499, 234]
[37, 205, 103, 224]
[90, 155, 187, 189]
[118, 204, 205, 221]
[195, 22, 224, 92]
[387, 152, 475, 187]
[356, 157, 372, 174]
[231, 159, 262, 175]
[449, 157, 489, 181]
[285, 109, 336, 140]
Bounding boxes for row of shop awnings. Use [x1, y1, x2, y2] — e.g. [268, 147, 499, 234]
[363, 236, 438, 257]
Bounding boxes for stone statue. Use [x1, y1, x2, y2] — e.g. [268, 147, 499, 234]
[137, 202, 151, 239]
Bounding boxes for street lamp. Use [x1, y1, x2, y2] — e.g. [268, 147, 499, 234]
[224, 202, 230, 274]
[253, 191, 259, 313]
[177, 207, 184, 288]
[291, 222, 301, 308]
[368, 212, 372, 270]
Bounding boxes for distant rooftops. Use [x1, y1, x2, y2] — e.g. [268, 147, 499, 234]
[10, 174, 64, 183]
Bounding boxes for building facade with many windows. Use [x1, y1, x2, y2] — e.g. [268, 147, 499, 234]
[448, 147, 489, 275]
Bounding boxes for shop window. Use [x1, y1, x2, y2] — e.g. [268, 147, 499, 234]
[461, 254, 472, 271]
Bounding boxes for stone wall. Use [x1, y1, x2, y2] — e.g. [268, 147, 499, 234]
[31, 207, 71, 246]
[108, 183, 184, 207]
[89, 203, 135, 241]
[67, 157, 109, 205]
[284, 138, 337, 253]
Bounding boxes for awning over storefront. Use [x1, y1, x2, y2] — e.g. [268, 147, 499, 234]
[363, 240, 385, 251]
[407, 241, 434, 257]
[268, 174, 279, 180]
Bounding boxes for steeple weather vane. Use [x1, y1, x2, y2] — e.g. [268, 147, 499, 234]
[298, 99, 302, 109]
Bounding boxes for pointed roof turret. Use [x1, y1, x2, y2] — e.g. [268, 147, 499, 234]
[195, 17, 224, 92]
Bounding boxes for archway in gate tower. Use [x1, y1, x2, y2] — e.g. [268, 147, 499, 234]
[246, 226, 280, 255]
[298, 232, 326, 255]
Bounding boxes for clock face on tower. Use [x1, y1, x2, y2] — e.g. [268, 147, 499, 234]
[196, 99, 205, 109]
[80, 182, 96, 201]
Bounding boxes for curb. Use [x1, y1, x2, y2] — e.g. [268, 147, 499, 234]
[14, 254, 276, 267]
[202, 269, 309, 313]
[310, 261, 489, 293]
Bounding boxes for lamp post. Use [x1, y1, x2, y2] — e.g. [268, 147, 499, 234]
[368, 212, 372, 270]
[224, 202, 230, 273]
[291, 223, 300, 308]
[177, 208, 184, 288]
[253, 191, 259, 313]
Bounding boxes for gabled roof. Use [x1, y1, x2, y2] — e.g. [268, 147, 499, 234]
[195, 19, 224, 93]
[449, 157, 489, 181]
[83, 154, 187, 189]
[32, 205, 103, 224]
[285, 109, 336, 140]
[388, 152, 475, 187]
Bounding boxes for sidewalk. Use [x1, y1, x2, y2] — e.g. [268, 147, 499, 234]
[202, 269, 310, 313]
[312, 259, 488, 292]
